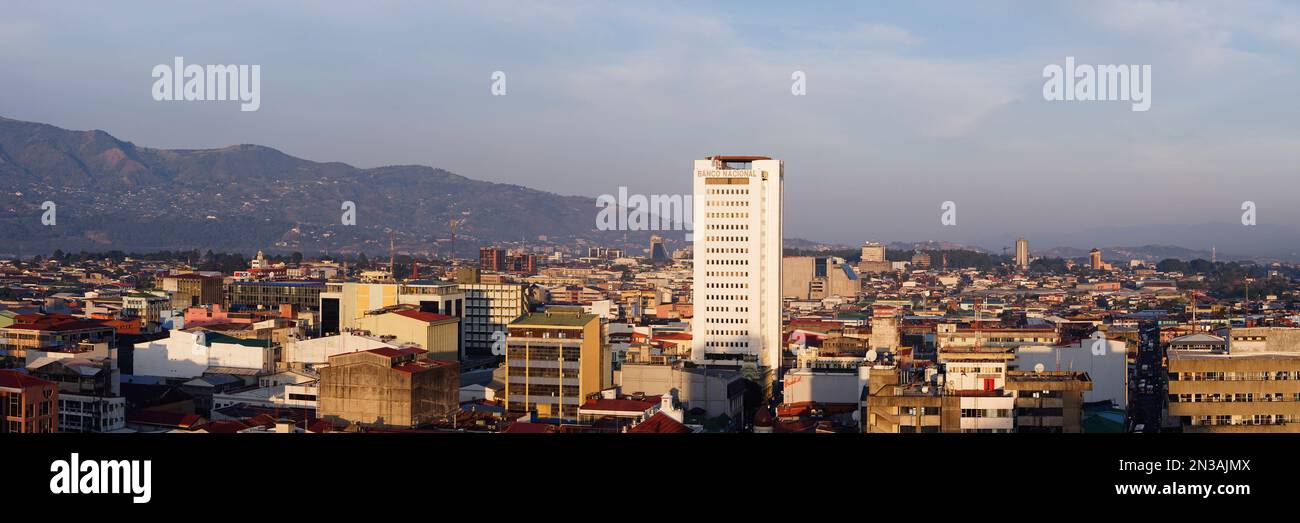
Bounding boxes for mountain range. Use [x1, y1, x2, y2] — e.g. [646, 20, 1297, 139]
[0, 116, 639, 257]
[3, 116, 1297, 262]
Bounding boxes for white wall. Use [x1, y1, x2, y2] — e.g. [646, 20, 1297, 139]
[1016, 339, 1127, 407]
[133, 329, 272, 379]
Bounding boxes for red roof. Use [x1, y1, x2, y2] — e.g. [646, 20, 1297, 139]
[0, 370, 55, 389]
[628, 412, 692, 434]
[365, 347, 406, 358]
[6, 314, 113, 332]
[579, 396, 661, 413]
[393, 309, 455, 323]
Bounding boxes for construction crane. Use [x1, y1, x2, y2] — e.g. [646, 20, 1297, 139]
[448, 216, 466, 261]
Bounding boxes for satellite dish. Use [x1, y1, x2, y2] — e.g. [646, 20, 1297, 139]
[1034, 363, 1046, 373]
[865, 349, 878, 363]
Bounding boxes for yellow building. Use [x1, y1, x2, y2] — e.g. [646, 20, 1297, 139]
[355, 308, 460, 361]
[505, 311, 606, 421]
[320, 282, 464, 334]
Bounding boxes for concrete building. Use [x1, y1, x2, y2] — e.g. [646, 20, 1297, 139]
[616, 362, 745, 420]
[910, 251, 931, 270]
[459, 282, 530, 357]
[691, 156, 783, 373]
[1015, 237, 1029, 269]
[226, 280, 324, 313]
[505, 311, 605, 421]
[864, 365, 957, 433]
[649, 235, 670, 262]
[936, 324, 1059, 351]
[318, 280, 513, 356]
[870, 306, 901, 351]
[864, 359, 1092, 433]
[1016, 337, 1128, 407]
[861, 242, 885, 263]
[123, 293, 170, 323]
[320, 281, 465, 336]
[1166, 327, 1300, 432]
[782, 256, 860, 300]
[282, 331, 401, 368]
[0, 370, 58, 433]
[939, 346, 1017, 433]
[161, 273, 224, 308]
[479, 247, 507, 272]
[354, 308, 460, 361]
[0, 314, 116, 364]
[1005, 370, 1092, 433]
[318, 347, 458, 429]
[133, 328, 277, 380]
[783, 365, 868, 406]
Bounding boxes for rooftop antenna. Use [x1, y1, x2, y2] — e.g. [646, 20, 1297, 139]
[389, 231, 396, 281]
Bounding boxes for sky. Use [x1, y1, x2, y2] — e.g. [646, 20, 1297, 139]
[2, 0, 1298, 248]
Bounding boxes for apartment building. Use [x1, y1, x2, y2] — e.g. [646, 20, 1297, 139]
[505, 311, 605, 421]
[1166, 328, 1300, 432]
[0, 370, 58, 433]
[161, 273, 224, 308]
[0, 314, 116, 364]
[459, 282, 530, 357]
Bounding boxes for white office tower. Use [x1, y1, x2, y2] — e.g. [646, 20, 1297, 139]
[1015, 237, 1029, 269]
[691, 156, 783, 371]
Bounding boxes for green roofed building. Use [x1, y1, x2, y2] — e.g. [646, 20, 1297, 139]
[505, 311, 606, 421]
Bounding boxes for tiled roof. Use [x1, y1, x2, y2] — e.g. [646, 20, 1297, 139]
[0, 370, 55, 389]
[628, 412, 692, 434]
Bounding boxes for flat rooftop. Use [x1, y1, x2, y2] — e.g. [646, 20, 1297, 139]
[511, 312, 596, 327]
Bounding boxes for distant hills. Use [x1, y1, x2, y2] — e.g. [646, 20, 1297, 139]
[4, 116, 1296, 262]
[0, 116, 636, 256]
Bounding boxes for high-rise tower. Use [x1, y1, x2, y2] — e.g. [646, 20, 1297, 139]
[1015, 237, 1029, 269]
[691, 156, 783, 371]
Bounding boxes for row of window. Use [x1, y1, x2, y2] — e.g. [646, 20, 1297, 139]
[1172, 371, 1300, 382]
[702, 295, 748, 301]
[704, 341, 751, 348]
[1192, 414, 1299, 426]
[961, 408, 1012, 418]
[1172, 393, 1300, 403]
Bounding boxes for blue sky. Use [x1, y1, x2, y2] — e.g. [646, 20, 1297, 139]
[2, 0, 1298, 247]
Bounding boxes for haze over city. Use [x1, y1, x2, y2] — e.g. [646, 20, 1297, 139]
[3, 1, 1298, 249]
